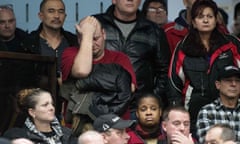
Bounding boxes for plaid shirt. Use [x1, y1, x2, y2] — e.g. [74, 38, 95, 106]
[196, 98, 240, 143]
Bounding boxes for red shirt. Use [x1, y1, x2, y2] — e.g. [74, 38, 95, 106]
[62, 47, 137, 86]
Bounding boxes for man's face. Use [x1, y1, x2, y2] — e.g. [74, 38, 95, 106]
[0, 8, 16, 40]
[205, 127, 224, 144]
[112, 0, 141, 19]
[215, 76, 240, 99]
[162, 110, 190, 142]
[38, 0, 66, 30]
[146, 2, 167, 26]
[103, 128, 130, 144]
[92, 24, 106, 60]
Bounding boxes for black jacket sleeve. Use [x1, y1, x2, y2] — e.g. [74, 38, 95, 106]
[75, 63, 132, 116]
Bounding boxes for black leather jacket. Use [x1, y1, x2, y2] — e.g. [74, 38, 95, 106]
[20, 23, 78, 76]
[94, 5, 170, 98]
[3, 126, 77, 144]
[20, 23, 78, 54]
[71, 63, 132, 118]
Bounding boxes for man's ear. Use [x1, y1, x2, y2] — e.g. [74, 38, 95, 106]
[101, 133, 108, 144]
[215, 80, 221, 90]
[136, 110, 139, 119]
[102, 29, 106, 40]
[162, 121, 167, 132]
[38, 12, 43, 21]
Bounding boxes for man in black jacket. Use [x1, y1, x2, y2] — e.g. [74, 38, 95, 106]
[61, 16, 136, 136]
[20, 0, 78, 120]
[0, 4, 34, 134]
[93, 0, 170, 112]
[0, 4, 28, 52]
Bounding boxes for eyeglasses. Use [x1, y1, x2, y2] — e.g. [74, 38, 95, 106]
[147, 7, 166, 13]
[0, 4, 13, 11]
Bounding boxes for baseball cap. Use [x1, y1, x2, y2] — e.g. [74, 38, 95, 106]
[93, 114, 135, 132]
[218, 65, 240, 80]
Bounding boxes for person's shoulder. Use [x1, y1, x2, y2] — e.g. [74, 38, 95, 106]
[61, 126, 72, 134]
[127, 130, 144, 144]
[106, 49, 128, 57]
[163, 21, 187, 33]
[163, 21, 176, 29]
[15, 28, 28, 37]
[3, 127, 28, 140]
[223, 33, 240, 42]
[200, 100, 218, 111]
[63, 30, 77, 38]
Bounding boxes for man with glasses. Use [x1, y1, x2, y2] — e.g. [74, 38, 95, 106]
[0, 4, 28, 52]
[141, 0, 170, 27]
[93, 114, 135, 144]
[197, 65, 240, 143]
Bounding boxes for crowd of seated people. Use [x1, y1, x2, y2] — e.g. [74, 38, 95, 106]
[1, 0, 240, 144]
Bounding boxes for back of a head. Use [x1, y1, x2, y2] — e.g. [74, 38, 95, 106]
[218, 8, 228, 25]
[78, 130, 104, 144]
[12, 138, 34, 144]
[208, 124, 236, 142]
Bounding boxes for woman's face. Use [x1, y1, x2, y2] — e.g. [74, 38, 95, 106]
[192, 7, 217, 34]
[29, 92, 55, 123]
[136, 97, 161, 128]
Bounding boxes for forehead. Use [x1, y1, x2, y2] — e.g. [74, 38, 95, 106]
[35, 92, 52, 104]
[168, 110, 189, 121]
[0, 9, 15, 18]
[138, 97, 159, 105]
[148, 2, 164, 8]
[42, 0, 65, 10]
[94, 23, 103, 36]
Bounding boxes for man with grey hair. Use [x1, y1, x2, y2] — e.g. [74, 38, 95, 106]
[205, 124, 237, 144]
[0, 4, 28, 51]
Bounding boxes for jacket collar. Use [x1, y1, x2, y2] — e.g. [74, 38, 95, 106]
[24, 117, 63, 142]
[215, 98, 240, 110]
